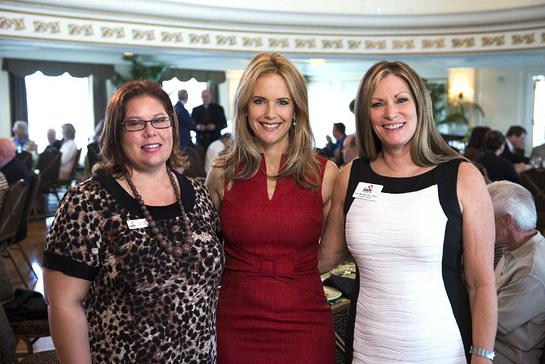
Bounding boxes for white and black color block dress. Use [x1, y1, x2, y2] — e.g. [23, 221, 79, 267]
[343, 158, 471, 364]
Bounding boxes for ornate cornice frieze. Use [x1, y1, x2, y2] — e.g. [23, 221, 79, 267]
[0, 9, 544, 55]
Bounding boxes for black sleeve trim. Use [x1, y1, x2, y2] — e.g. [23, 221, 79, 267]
[42, 251, 98, 281]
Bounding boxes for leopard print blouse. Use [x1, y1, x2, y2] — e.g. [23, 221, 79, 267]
[43, 172, 224, 363]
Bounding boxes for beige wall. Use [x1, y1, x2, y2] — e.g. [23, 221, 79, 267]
[476, 66, 545, 151]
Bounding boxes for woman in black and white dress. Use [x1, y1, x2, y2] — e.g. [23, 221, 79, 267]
[319, 61, 497, 364]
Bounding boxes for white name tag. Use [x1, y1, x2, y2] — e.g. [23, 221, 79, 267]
[127, 218, 148, 230]
[352, 182, 383, 202]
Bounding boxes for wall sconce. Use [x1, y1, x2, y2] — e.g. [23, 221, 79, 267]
[448, 68, 475, 102]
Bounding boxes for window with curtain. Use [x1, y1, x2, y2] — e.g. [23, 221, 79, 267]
[532, 75, 545, 147]
[307, 79, 359, 148]
[25, 71, 94, 159]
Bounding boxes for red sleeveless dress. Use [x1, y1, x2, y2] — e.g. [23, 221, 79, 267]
[217, 156, 335, 364]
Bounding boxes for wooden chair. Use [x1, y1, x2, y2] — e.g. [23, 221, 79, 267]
[33, 149, 61, 217]
[0, 180, 29, 288]
[15, 151, 33, 171]
[51, 148, 81, 202]
[519, 169, 545, 230]
[0, 258, 53, 361]
[6, 173, 41, 284]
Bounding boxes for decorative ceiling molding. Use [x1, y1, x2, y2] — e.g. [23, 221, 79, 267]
[5, 0, 545, 30]
[1, 8, 544, 57]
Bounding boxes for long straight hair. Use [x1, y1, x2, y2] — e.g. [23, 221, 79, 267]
[355, 61, 462, 166]
[223, 52, 321, 190]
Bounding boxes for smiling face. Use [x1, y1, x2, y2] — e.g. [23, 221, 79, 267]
[120, 95, 173, 174]
[369, 74, 418, 154]
[248, 73, 294, 152]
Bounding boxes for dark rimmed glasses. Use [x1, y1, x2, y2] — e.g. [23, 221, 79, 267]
[122, 117, 172, 132]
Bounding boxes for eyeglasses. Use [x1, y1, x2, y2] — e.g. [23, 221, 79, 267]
[122, 117, 172, 132]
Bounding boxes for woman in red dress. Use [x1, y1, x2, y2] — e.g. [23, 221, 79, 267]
[207, 52, 338, 363]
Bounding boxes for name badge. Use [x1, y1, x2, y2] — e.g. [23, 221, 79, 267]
[127, 218, 148, 230]
[352, 182, 383, 202]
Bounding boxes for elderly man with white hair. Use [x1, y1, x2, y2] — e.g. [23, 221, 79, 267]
[488, 181, 545, 364]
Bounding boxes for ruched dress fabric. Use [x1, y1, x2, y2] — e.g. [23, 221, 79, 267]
[217, 156, 335, 364]
[344, 158, 471, 364]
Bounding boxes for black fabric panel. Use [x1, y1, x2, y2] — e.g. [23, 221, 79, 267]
[42, 251, 99, 281]
[2, 58, 115, 80]
[343, 159, 363, 215]
[8, 73, 27, 125]
[344, 266, 360, 364]
[437, 159, 472, 363]
[93, 170, 196, 219]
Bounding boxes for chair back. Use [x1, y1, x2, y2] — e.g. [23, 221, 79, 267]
[0, 180, 28, 247]
[21, 172, 40, 224]
[36, 149, 61, 189]
[15, 151, 33, 171]
[0, 259, 14, 304]
[520, 169, 545, 230]
[0, 304, 16, 364]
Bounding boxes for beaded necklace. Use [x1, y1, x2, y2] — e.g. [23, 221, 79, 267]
[123, 167, 193, 257]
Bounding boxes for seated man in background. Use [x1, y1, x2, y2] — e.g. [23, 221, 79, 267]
[502, 125, 530, 166]
[488, 181, 545, 364]
[320, 122, 346, 165]
[46, 128, 63, 151]
[476, 130, 520, 183]
[58, 123, 78, 181]
[0, 137, 31, 184]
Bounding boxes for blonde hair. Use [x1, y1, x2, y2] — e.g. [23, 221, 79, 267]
[223, 52, 320, 190]
[355, 61, 462, 166]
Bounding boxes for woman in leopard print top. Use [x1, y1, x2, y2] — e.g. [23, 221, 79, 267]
[43, 80, 224, 363]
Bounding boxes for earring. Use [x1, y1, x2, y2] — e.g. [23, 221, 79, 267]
[292, 115, 296, 126]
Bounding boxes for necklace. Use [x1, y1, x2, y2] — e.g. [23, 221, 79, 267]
[123, 167, 194, 257]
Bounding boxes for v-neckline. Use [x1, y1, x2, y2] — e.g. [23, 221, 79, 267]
[261, 154, 285, 202]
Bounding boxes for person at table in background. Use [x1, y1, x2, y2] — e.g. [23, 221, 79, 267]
[487, 181, 545, 364]
[86, 119, 104, 172]
[342, 134, 359, 165]
[175, 89, 197, 149]
[320, 122, 347, 165]
[0, 138, 31, 184]
[502, 125, 530, 166]
[204, 132, 232, 174]
[476, 130, 520, 184]
[206, 52, 338, 364]
[12, 120, 37, 153]
[43, 80, 224, 363]
[192, 89, 227, 149]
[319, 60, 497, 364]
[46, 128, 63, 151]
[58, 123, 78, 181]
[464, 126, 490, 161]
[530, 142, 545, 168]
